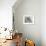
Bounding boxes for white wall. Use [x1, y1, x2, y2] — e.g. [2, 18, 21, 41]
[13, 0, 41, 46]
[0, 0, 16, 30]
[41, 0, 46, 46]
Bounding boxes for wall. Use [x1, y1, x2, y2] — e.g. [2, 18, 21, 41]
[0, 0, 16, 30]
[41, 0, 46, 46]
[13, 0, 41, 46]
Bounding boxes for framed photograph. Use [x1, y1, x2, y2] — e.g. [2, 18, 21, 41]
[23, 15, 34, 24]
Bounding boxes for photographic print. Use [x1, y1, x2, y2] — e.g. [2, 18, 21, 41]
[23, 15, 34, 24]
